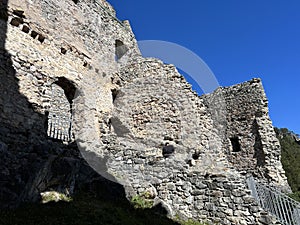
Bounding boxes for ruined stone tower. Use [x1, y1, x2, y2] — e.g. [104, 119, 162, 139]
[0, 0, 290, 224]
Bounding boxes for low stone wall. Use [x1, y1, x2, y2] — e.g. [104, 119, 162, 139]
[106, 141, 280, 224]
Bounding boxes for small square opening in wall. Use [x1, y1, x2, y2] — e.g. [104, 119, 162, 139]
[61, 47, 67, 54]
[31, 31, 38, 39]
[72, 0, 79, 4]
[13, 9, 25, 18]
[21, 25, 30, 33]
[38, 34, 45, 43]
[230, 137, 241, 152]
[10, 17, 22, 27]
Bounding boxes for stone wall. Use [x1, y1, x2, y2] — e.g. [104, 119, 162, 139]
[104, 58, 284, 224]
[0, 0, 290, 224]
[0, 0, 139, 208]
[202, 79, 289, 190]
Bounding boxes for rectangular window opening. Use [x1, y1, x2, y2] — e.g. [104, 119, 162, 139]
[230, 137, 241, 152]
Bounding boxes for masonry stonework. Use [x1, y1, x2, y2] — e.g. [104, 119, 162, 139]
[0, 0, 289, 224]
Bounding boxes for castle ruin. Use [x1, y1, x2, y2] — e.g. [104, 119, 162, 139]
[0, 0, 291, 224]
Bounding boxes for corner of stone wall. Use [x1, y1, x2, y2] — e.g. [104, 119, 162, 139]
[209, 78, 290, 191]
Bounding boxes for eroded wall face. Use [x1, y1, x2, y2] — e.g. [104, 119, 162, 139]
[105, 60, 283, 224]
[203, 79, 289, 190]
[2, 0, 142, 152]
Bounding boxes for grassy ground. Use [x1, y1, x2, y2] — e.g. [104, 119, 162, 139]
[0, 192, 181, 225]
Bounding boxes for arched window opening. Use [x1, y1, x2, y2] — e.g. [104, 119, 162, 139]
[47, 77, 76, 142]
[54, 77, 76, 104]
[115, 40, 128, 61]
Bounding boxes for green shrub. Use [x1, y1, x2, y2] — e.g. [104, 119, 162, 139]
[41, 191, 72, 203]
[131, 193, 154, 209]
[275, 128, 300, 193]
[288, 191, 300, 202]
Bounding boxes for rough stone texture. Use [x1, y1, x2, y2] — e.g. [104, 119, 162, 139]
[0, 0, 138, 208]
[0, 0, 289, 224]
[202, 79, 289, 191]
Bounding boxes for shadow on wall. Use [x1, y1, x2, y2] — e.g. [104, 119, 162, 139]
[0, 0, 109, 208]
[252, 119, 266, 168]
[0, 0, 100, 207]
[0, 2, 179, 224]
[0, 0, 121, 209]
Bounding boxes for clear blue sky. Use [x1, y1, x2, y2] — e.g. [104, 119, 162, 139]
[107, 0, 300, 134]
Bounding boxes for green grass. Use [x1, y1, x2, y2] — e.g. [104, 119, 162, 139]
[0, 192, 180, 225]
[41, 191, 72, 203]
[288, 191, 300, 202]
